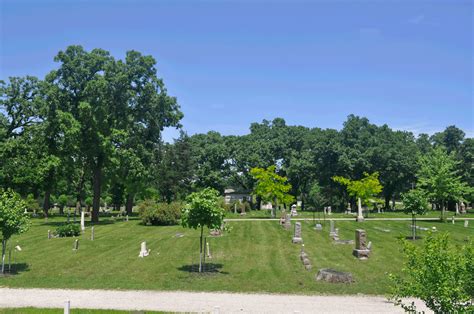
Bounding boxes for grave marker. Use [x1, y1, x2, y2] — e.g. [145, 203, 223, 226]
[352, 229, 370, 259]
[292, 222, 303, 243]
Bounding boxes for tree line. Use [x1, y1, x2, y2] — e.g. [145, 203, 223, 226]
[1, 46, 473, 221]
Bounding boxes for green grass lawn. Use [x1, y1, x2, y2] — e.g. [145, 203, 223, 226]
[225, 208, 474, 219]
[1, 216, 472, 295]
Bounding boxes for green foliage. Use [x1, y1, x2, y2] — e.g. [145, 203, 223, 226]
[307, 183, 327, 210]
[25, 194, 40, 212]
[0, 190, 30, 241]
[57, 194, 69, 208]
[0, 189, 30, 273]
[138, 200, 182, 226]
[402, 189, 428, 216]
[250, 165, 295, 207]
[389, 232, 474, 313]
[55, 223, 80, 237]
[181, 188, 225, 231]
[417, 147, 472, 219]
[333, 172, 383, 206]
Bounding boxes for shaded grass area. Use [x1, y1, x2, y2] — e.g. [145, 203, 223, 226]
[0, 216, 472, 295]
[0, 309, 166, 314]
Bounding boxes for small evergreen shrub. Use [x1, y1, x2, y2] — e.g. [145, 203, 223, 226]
[55, 223, 80, 237]
[138, 200, 182, 225]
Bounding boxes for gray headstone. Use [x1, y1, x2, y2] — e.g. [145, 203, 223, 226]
[292, 222, 303, 243]
[47, 230, 51, 239]
[329, 220, 335, 233]
[91, 226, 94, 240]
[73, 239, 79, 250]
[314, 223, 322, 231]
[353, 229, 370, 259]
[284, 213, 291, 230]
[316, 268, 354, 283]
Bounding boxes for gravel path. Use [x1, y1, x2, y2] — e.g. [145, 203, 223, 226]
[0, 288, 432, 313]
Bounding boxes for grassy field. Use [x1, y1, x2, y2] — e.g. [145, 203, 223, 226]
[225, 208, 474, 219]
[0, 215, 472, 295]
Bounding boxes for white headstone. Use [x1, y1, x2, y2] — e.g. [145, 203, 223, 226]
[452, 217, 455, 224]
[456, 203, 460, 215]
[138, 241, 150, 258]
[465, 220, 469, 228]
[80, 211, 85, 231]
[357, 198, 364, 222]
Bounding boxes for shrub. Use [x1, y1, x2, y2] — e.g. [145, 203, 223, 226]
[138, 200, 182, 225]
[55, 223, 80, 237]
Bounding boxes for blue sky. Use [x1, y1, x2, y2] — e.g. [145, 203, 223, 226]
[1, 0, 472, 141]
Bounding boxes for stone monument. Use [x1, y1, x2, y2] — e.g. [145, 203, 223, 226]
[356, 198, 364, 222]
[465, 220, 469, 228]
[284, 213, 291, 230]
[138, 241, 150, 258]
[460, 202, 467, 214]
[80, 211, 85, 232]
[292, 222, 303, 243]
[353, 229, 370, 259]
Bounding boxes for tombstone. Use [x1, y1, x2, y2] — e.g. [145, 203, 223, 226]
[456, 203, 460, 215]
[91, 226, 95, 240]
[271, 208, 276, 218]
[314, 223, 323, 231]
[352, 229, 370, 259]
[284, 213, 291, 230]
[233, 203, 237, 215]
[206, 241, 212, 258]
[73, 239, 79, 251]
[80, 211, 85, 232]
[323, 207, 327, 215]
[292, 222, 303, 243]
[329, 220, 335, 235]
[465, 220, 469, 228]
[126, 215, 129, 222]
[452, 217, 455, 225]
[290, 204, 298, 217]
[24, 208, 28, 214]
[346, 203, 352, 214]
[460, 202, 467, 214]
[327, 206, 332, 215]
[316, 268, 354, 283]
[138, 241, 150, 258]
[356, 198, 364, 222]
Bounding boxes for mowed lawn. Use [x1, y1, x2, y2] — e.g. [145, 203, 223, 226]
[1, 216, 472, 295]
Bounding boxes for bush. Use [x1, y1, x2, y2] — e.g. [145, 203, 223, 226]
[138, 200, 182, 226]
[55, 223, 80, 237]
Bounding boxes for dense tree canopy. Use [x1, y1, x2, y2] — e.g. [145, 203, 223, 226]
[0, 46, 472, 218]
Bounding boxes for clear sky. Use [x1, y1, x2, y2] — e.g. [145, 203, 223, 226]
[1, 0, 473, 141]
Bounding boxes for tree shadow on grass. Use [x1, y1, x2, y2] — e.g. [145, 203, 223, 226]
[178, 263, 228, 275]
[0, 263, 29, 277]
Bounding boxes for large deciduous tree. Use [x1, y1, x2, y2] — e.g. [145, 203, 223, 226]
[48, 46, 182, 222]
[250, 165, 295, 210]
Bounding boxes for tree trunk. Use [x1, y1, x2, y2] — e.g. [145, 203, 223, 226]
[43, 189, 51, 218]
[440, 202, 445, 221]
[199, 225, 204, 273]
[92, 161, 102, 223]
[59, 205, 64, 215]
[1, 239, 6, 274]
[126, 193, 134, 216]
[392, 196, 396, 211]
[384, 194, 390, 211]
[301, 193, 305, 211]
[256, 196, 262, 210]
[412, 213, 416, 240]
